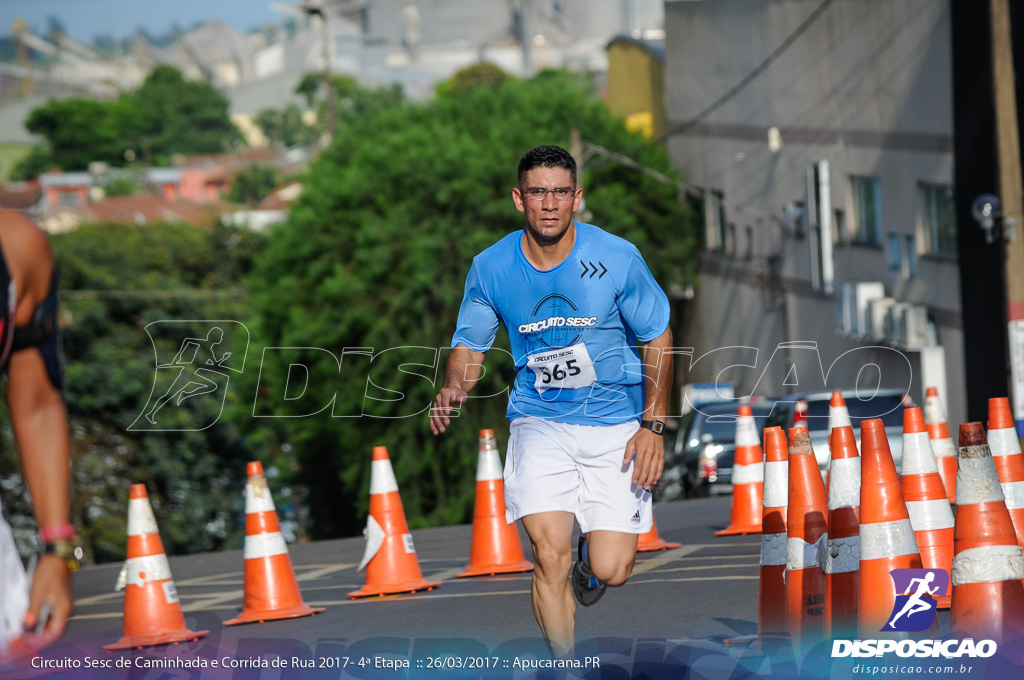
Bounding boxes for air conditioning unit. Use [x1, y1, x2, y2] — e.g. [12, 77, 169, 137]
[854, 282, 885, 336]
[903, 305, 931, 348]
[867, 297, 896, 340]
[836, 283, 855, 334]
[836, 282, 885, 336]
[887, 302, 914, 345]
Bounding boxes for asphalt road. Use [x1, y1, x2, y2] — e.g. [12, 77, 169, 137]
[3, 494, 1003, 680]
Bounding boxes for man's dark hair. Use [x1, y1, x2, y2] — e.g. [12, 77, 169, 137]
[518, 145, 577, 186]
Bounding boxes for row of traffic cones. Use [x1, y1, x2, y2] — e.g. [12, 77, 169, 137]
[104, 429, 681, 651]
[748, 391, 1024, 652]
[717, 388, 965, 542]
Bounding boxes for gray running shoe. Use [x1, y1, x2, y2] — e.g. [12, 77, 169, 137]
[570, 534, 606, 607]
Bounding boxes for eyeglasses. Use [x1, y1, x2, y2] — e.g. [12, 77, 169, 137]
[522, 187, 577, 202]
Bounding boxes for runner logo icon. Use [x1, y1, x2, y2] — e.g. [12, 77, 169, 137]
[881, 568, 949, 632]
[130, 320, 249, 431]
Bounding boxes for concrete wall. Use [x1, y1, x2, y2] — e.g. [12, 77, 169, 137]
[664, 0, 966, 423]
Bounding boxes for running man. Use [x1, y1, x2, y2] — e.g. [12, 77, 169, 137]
[889, 572, 940, 628]
[430, 145, 673, 656]
[144, 327, 231, 424]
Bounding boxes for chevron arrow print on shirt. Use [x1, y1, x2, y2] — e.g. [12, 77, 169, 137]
[580, 260, 608, 279]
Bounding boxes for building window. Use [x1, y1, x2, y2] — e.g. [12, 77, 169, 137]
[887, 232, 902, 278]
[905, 234, 917, 278]
[706, 189, 727, 251]
[58, 191, 80, 207]
[919, 182, 957, 256]
[851, 175, 882, 244]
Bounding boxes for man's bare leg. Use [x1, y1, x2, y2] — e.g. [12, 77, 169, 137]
[586, 530, 639, 586]
[521, 511, 576, 657]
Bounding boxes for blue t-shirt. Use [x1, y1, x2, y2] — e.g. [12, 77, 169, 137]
[451, 222, 670, 425]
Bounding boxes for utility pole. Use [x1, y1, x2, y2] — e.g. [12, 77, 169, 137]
[992, 0, 1024, 430]
[299, 0, 337, 142]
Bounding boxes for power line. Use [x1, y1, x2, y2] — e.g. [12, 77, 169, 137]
[656, 0, 836, 145]
[64, 289, 248, 300]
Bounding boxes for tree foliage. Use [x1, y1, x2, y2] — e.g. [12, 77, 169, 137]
[228, 165, 281, 206]
[0, 222, 267, 563]
[16, 66, 242, 177]
[244, 68, 699, 540]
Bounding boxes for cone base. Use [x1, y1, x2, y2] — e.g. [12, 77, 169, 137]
[348, 580, 441, 598]
[456, 560, 534, 578]
[715, 524, 762, 536]
[637, 539, 681, 552]
[224, 604, 325, 626]
[102, 628, 209, 651]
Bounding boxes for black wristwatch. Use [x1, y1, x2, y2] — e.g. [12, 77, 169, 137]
[40, 539, 84, 571]
[640, 420, 666, 435]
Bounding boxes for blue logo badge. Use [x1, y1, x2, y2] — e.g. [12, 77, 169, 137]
[881, 568, 949, 632]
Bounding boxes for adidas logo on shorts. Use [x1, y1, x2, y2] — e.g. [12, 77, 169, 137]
[631, 510, 641, 524]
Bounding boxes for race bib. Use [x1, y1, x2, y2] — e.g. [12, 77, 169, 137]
[527, 343, 598, 394]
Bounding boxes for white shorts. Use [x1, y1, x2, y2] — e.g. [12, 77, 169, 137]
[0, 499, 29, 655]
[503, 416, 653, 534]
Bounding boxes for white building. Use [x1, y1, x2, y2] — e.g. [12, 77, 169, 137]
[663, 0, 964, 422]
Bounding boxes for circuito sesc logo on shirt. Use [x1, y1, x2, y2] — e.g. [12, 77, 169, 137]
[516, 293, 596, 351]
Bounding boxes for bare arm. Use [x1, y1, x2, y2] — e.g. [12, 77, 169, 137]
[622, 326, 674, 490]
[2, 214, 73, 646]
[429, 343, 485, 435]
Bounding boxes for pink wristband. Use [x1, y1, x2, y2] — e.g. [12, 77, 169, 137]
[40, 523, 76, 541]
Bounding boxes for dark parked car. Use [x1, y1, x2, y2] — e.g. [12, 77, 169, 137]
[657, 400, 776, 500]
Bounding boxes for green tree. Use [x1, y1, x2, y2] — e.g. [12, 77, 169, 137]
[37, 222, 265, 562]
[255, 104, 321, 148]
[243, 68, 698, 540]
[22, 98, 135, 171]
[124, 65, 242, 165]
[228, 165, 281, 206]
[9, 143, 56, 181]
[103, 175, 137, 197]
[16, 65, 243, 178]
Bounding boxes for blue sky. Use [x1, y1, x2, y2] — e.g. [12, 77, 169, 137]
[3, 0, 285, 43]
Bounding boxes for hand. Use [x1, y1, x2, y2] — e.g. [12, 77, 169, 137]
[429, 385, 468, 435]
[623, 427, 664, 492]
[21, 554, 73, 650]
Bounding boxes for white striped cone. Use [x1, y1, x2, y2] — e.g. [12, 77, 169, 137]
[349, 446, 440, 597]
[986, 398, 1024, 548]
[716, 405, 764, 536]
[951, 423, 1024, 642]
[458, 430, 533, 576]
[858, 419, 928, 638]
[104, 484, 208, 650]
[924, 387, 957, 504]
[901, 408, 954, 609]
[759, 426, 789, 637]
[825, 426, 860, 638]
[225, 462, 324, 625]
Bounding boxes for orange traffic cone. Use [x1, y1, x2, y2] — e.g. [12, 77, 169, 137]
[637, 515, 681, 552]
[828, 391, 852, 433]
[458, 430, 533, 576]
[924, 386, 957, 504]
[950, 423, 1024, 643]
[225, 462, 325, 625]
[103, 484, 209, 650]
[858, 419, 925, 637]
[987, 398, 1024, 548]
[759, 426, 789, 637]
[901, 408, 954, 609]
[785, 427, 828, 651]
[824, 425, 860, 638]
[716, 405, 763, 536]
[349, 446, 441, 598]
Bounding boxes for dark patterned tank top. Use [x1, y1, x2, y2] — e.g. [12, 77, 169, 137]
[0, 243, 16, 372]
